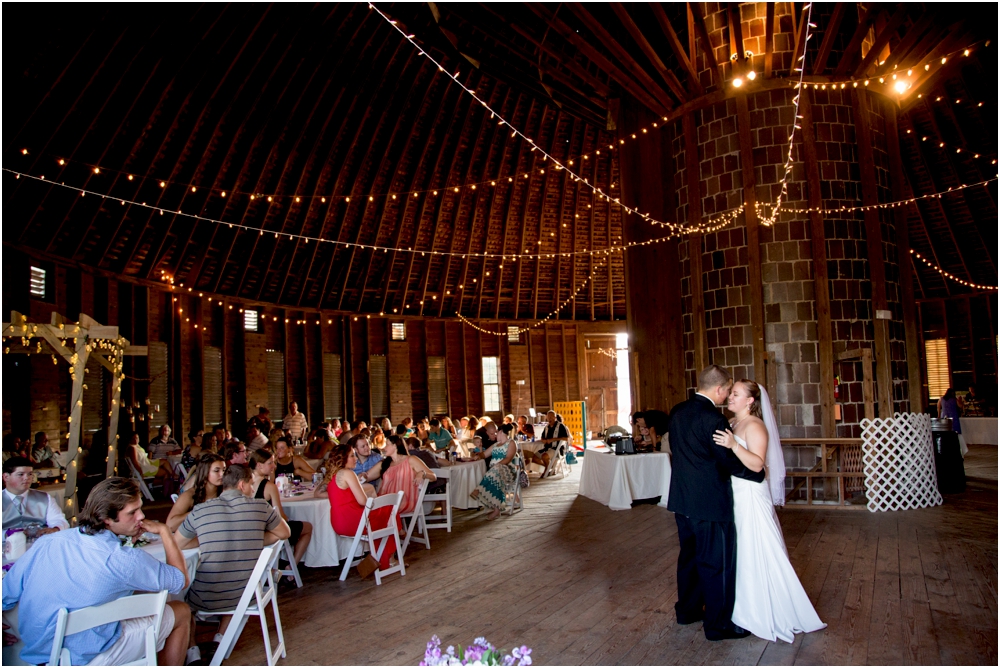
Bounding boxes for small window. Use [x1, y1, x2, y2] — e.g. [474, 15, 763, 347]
[924, 339, 950, 400]
[482, 356, 501, 413]
[244, 309, 259, 332]
[507, 326, 520, 343]
[29, 265, 47, 299]
[391, 322, 406, 341]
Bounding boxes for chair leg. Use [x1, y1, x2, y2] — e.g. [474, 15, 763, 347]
[270, 586, 286, 660]
[258, 605, 274, 667]
[282, 539, 302, 588]
[340, 534, 363, 581]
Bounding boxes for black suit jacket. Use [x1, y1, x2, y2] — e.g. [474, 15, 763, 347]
[666, 394, 767, 522]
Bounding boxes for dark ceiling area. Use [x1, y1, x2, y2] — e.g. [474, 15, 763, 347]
[3, 2, 997, 316]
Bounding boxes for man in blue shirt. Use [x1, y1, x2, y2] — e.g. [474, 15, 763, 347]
[3, 477, 191, 666]
[427, 418, 456, 453]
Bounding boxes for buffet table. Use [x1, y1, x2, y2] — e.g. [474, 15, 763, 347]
[578, 451, 672, 511]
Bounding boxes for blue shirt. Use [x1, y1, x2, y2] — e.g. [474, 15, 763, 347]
[2, 527, 185, 665]
[428, 429, 453, 451]
[354, 452, 383, 476]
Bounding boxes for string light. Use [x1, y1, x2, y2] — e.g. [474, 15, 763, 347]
[910, 249, 997, 290]
[900, 128, 996, 166]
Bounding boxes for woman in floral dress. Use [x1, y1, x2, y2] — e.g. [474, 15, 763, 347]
[470, 428, 518, 520]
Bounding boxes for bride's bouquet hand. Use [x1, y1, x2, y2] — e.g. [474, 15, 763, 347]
[712, 429, 737, 450]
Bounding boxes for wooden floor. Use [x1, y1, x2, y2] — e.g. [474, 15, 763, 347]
[223, 460, 998, 666]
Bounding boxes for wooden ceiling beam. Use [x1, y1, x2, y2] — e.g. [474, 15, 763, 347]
[763, 1, 775, 78]
[726, 3, 746, 65]
[688, 2, 725, 87]
[506, 21, 612, 97]
[812, 3, 847, 74]
[900, 26, 971, 112]
[853, 5, 908, 79]
[832, 4, 881, 77]
[879, 13, 936, 73]
[531, 119, 565, 319]
[610, 3, 688, 103]
[649, 2, 704, 95]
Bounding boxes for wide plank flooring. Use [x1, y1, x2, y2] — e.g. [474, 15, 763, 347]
[225, 461, 997, 665]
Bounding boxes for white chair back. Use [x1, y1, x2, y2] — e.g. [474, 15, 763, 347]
[196, 543, 285, 666]
[170, 493, 179, 503]
[401, 478, 431, 554]
[173, 463, 188, 482]
[422, 467, 452, 532]
[49, 590, 168, 666]
[127, 460, 155, 501]
[338, 491, 406, 585]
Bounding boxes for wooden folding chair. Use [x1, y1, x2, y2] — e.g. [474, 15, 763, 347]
[50, 590, 168, 666]
[338, 491, 406, 585]
[400, 478, 430, 554]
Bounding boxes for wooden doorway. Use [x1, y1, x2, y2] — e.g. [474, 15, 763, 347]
[582, 334, 623, 436]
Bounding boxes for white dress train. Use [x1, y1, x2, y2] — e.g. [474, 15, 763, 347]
[731, 435, 826, 643]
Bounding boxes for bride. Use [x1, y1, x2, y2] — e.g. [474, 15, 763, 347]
[712, 379, 826, 643]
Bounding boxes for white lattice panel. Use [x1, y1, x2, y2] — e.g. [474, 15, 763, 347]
[861, 413, 943, 513]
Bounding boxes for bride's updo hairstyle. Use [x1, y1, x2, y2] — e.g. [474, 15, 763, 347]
[738, 379, 764, 419]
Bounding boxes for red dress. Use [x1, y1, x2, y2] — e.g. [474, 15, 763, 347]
[328, 477, 399, 570]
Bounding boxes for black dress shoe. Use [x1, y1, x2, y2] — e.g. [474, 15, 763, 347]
[705, 626, 752, 641]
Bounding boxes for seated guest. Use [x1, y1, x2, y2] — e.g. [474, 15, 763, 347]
[30, 431, 58, 468]
[331, 419, 344, 438]
[2, 477, 191, 666]
[337, 420, 352, 442]
[475, 418, 498, 452]
[254, 406, 274, 437]
[122, 431, 175, 484]
[274, 437, 315, 479]
[248, 450, 313, 577]
[221, 441, 248, 467]
[526, 411, 572, 474]
[212, 424, 231, 448]
[352, 434, 384, 486]
[268, 427, 286, 450]
[414, 419, 430, 443]
[167, 453, 226, 530]
[180, 429, 205, 470]
[304, 428, 335, 460]
[245, 420, 269, 452]
[379, 417, 393, 433]
[499, 414, 516, 436]
[378, 435, 437, 514]
[457, 416, 476, 440]
[440, 416, 458, 438]
[3, 433, 27, 463]
[644, 409, 671, 454]
[963, 384, 986, 417]
[3, 456, 69, 533]
[469, 429, 518, 520]
[631, 411, 653, 449]
[148, 425, 181, 459]
[427, 418, 456, 453]
[371, 426, 386, 450]
[398, 417, 414, 438]
[175, 465, 289, 642]
[318, 444, 399, 574]
[406, 437, 448, 493]
[516, 415, 535, 441]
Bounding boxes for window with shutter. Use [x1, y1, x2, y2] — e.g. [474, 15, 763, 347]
[203, 346, 224, 427]
[482, 356, 501, 413]
[148, 342, 169, 427]
[323, 353, 343, 420]
[82, 356, 106, 434]
[267, 351, 286, 420]
[391, 322, 406, 341]
[924, 339, 950, 400]
[369, 355, 388, 418]
[428, 356, 448, 416]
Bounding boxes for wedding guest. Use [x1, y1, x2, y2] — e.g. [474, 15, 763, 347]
[406, 437, 448, 493]
[274, 437, 315, 479]
[304, 428, 336, 461]
[282, 402, 309, 442]
[248, 449, 313, 573]
[268, 427, 286, 450]
[122, 431, 175, 485]
[2, 477, 191, 666]
[331, 419, 344, 438]
[221, 441, 247, 467]
[457, 416, 474, 440]
[440, 416, 458, 438]
[499, 414, 516, 436]
[212, 424, 231, 448]
[963, 384, 985, 417]
[30, 432, 58, 468]
[2, 434, 28, 463]
[475, 418, 499, 459]
[515, 415, 535, 441]
[527, 411, 571, 475]
[371, 426, 387, 450]
[254, 406, 274, 437]
[148, 425, 181, 459]
[2, 456, 69, 533]
[379, 417, 393, 433]
[378, 435, 437, 514]
[644, 409, 671, 454]
[427, 418, 456, 453]
[399, 417, 414, 438]
[938, 388, 964, 434]
[180, 429, 205, 470]
[352, 434, 384, 486]
[175, 465, 289, 642]
[246, 420, 269, 452]
[337, 420, 353, 442]
[318, 443, 399, 575]
[469, 429, 518, 520]
[166, 453, 225, 531]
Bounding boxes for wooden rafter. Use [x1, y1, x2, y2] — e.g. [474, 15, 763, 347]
[832, 4, 880, 77]
[853, 5, 908, 79]
[879, 13, 936, 73]
[610, 3, 687, 102]
[649, 3, 704, 96]
[763, 2, 775, 78]
[688, 2, 725, 86]
[812, 3, 847, 74]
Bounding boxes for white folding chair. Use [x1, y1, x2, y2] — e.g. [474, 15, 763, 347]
[338, 491, 406, 585]
[170, 493, 179, 503]
[127, 460, 157, 501]
[276, 539, 303, 588]
[173, 463, 188, 483]
[195, 543, 285, 666]
[422, 468, 452, 532]
[50, 590, 168, 666]
[400, 479, 430, 554]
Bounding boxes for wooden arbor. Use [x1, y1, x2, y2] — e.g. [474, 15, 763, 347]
[2, 312, 135, 520]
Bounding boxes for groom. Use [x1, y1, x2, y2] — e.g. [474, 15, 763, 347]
[667, 364, 766, 640]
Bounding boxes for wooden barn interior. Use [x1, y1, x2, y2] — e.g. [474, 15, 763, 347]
[3, 2, 997, 666]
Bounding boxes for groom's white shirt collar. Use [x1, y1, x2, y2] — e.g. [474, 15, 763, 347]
[695, 391, 718, 406]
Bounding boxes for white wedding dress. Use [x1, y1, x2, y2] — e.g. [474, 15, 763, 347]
[731, 434, 826, 642]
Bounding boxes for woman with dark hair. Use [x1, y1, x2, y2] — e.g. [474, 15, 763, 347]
[304, 428, 335, 461]
[166, 453, 225, 531]
[180, 428, 205, 470]
[122, 431, 175, 485]
[317, 443, 400, 575]
[643, 409, 671, 454]
[937, 387, 964, 434]
[440, 416, 458, 438]
[275, 437, 315, 479]
[248, 449, 313, 573]
[378, 435, 437, 514]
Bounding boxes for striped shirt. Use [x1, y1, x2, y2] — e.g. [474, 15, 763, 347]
[178, 489, 282, 612]
[282, 411, 309, 441]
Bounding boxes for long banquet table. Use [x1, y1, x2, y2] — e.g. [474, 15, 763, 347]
[578, 450, 672, 511]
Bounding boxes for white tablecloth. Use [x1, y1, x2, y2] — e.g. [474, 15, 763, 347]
[282, 492, 359, 568]
[578, 451, 672, 511]
[448, 460, 487, 510]
[961, 417, 997, 445]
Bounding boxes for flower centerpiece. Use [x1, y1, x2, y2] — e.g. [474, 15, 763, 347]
[421, 635, 532, 666]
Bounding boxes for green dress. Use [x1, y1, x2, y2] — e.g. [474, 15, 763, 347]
[475, 442, 516, 510]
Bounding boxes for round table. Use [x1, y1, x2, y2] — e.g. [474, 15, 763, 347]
[447, 460, 487, 510]
[281, 487, 361, 567]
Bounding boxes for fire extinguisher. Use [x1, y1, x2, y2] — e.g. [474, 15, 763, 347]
[834, 374, 841, 400]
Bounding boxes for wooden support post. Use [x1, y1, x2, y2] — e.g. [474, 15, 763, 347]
[852, 89, 894, 419]
[861, 348, 875, 421]
[63, 336, 89, 521]
[735, 94, 767, 383]
[561, 324, 570, 401]
[106, 350, 123, 479]
[883, 103, 925, 414]
[544, 324, 553, 410]
[684, 113, 709, 371]
[799, 90, 836, 436]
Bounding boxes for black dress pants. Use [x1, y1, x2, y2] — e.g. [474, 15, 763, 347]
[674, 513, 738, 639]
